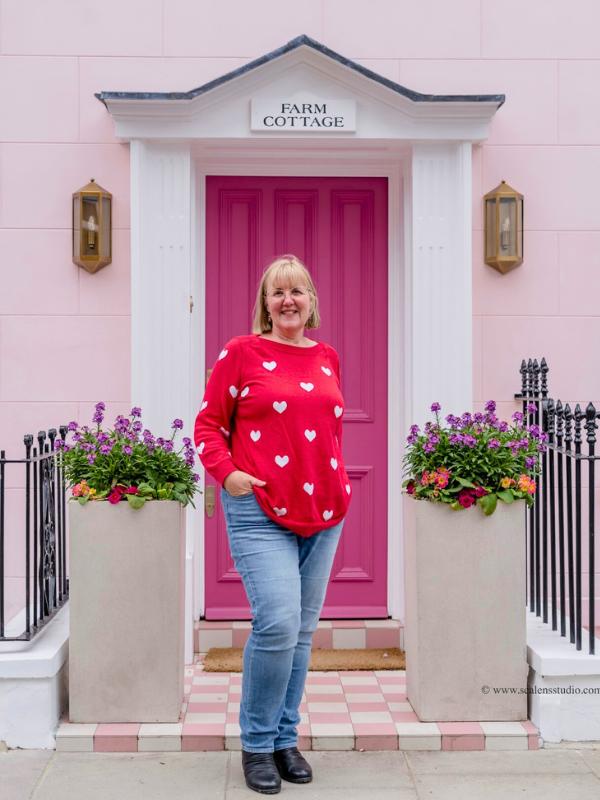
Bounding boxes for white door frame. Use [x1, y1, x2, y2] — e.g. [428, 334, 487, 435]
[191, 149, 407, 632]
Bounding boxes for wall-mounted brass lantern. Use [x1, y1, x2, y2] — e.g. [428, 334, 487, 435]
[484, 180, 523, 274]
[72, 179, 112, 273]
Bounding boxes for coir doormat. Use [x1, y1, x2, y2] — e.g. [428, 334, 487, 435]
[202, 647, 405, 672]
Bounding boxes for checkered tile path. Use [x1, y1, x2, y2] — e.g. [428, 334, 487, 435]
[56, 657, 541, 752]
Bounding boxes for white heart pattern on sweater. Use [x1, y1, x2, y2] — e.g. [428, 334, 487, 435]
[334, 406, 343, 418]
[303, 482, 314, 495]
[321, 366, 332, 377]
[330, 458, 338, 470]
[218, 349, 228, 360]
[322, 510, 333, 521]
[229, 385, 238, 398]
[198, 442, 205, 454]
[250, 430, 261, 442]
[262, 361, 277, 371]
[304, 429, 316, 442]
[345, 484, 351, 495]
[219, 427, 230, 437]
[200, 401, 208, 411]
[275, 455, 289, 468]
[300, 382, 314, 392]
[273, 401, 287, 414]
[273, 507, 287, 517]
[240, 386, 249, 398]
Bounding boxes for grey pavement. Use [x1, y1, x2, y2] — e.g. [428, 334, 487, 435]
[3, 747, 600, 800]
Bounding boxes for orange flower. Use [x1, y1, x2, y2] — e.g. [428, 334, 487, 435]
[500, 477, 515, 489]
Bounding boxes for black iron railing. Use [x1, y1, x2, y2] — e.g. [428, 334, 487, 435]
[0, 426, 69, 642]
[517, 359, 597, 654]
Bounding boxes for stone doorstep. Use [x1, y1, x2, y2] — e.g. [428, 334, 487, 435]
[55, 665, 541, 753]
[55, 720, 540, 753]
[195, 618, 404, 652]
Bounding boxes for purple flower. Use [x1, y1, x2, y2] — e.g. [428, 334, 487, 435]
[407, 433, 418, 445]
[430, 402, 441, 413]
[97, 432, 108, 443]
[54, 438, 64, 450]
[527, 402, 537, 413]
[87, 455, 96, 465]
[123, 445, 132, 456]
[449, 433, 464, 445]
[92, 410, 104, 424]
[463, 435, 477, 448]
[132, 421, 143, 433]
[461, 412, 473, 426]
[488, 439, 501, 449]
[172, 419, 184, 430]
[498, 421, 509, 432]
[183, 437, 192, 446]
[512, 411, 523, 424]
[192, 473, 200, 482]
[68, 421, 78, 432]
[156, 437, 165, 447]
[162, 440, 174, 452]
[95, 402, 106, 412]
[474, 413, 484, 424]
[525, 456, 537, 470]
[100, 444, 112, 455]
[485, 400, 496, 414]
[428, 434, 440, 445]
[130, 407, 142, 418]
[185, 454, 195, 466]
[528, 425, 541, 439]
[446, 414, 461, 427]
[72, 432, 82, 442]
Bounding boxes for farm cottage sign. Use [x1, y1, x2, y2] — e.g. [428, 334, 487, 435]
[251, 98, 356, 132]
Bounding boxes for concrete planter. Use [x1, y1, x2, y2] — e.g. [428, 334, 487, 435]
[404, 498, 527, 721]
[68, 500, 185, 723]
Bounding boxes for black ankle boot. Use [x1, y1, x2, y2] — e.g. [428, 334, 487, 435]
[241, 750, 282, 794]
[273, 746, 313, 783]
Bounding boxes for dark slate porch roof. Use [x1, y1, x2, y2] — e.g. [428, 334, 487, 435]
[95, 34, 505, 108]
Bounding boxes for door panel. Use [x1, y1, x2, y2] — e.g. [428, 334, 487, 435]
[204, 176, 388, 618]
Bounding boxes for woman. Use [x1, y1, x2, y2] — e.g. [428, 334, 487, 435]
[194, 255, 351, 795]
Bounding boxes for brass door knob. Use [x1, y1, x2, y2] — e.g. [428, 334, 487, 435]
[204, 484, 216, 517]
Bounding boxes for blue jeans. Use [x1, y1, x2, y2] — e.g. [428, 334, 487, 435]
[220, 488, 344, 753]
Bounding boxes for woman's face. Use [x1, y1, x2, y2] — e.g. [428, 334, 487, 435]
[264, 276, 312, 338]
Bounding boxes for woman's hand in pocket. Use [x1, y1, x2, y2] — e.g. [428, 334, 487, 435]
[223, 470, 266, 497]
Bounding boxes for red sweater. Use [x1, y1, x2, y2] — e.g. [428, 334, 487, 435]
[194, 334, 351, 536]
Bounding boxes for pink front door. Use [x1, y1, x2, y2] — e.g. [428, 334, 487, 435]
[204, 176, 388, 618]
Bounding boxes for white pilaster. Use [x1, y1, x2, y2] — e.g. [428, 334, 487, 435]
[409, 142, 473, 428]
[130, 140, 195, 663]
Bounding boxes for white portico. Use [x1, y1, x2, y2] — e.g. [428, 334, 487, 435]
[97, 35, 504, 662]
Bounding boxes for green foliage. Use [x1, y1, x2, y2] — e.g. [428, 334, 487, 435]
[402, 402, 545, 515]
[55, 406, 201, 510]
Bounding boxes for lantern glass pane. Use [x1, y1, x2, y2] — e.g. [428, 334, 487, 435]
[101, 196, 111, 258]
[517, 197, 523, 258]
[73, 196, 81, 258]
[499, 197, 517, 258]
[82, 195, 99, 256]
[485, 199, 496, 258]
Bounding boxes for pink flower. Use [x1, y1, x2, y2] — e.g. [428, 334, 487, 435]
[473, 486, 487, 498]
[458, 489, 476, 508]
[107, 485, 126, 504]
[406, 481, 416, 495]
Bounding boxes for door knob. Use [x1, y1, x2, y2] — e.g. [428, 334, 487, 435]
[205, 485, 216, 517]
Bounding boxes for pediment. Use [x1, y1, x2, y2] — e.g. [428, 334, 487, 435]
[97, 35, 504, 142]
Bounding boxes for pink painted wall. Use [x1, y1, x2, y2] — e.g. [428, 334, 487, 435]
[2, 0, 600, 617]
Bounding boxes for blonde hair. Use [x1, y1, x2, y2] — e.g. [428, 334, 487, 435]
[252, 255, 321, 333]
